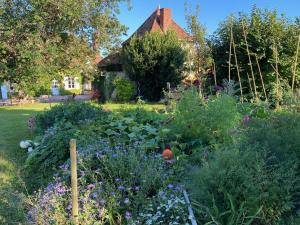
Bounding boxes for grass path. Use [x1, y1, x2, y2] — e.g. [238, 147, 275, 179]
[0, 103, 52, 224]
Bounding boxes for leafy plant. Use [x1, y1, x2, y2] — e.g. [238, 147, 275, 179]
[35, 102, 105, 131]
[122, 31, 187, 101]
[113, 77, 135, 102]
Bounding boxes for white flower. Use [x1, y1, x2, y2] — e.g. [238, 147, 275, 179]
[28, 147, 33, 153]
[20, 141, 30, 149]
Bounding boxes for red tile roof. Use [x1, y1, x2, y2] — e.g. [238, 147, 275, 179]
[99, 7, 192, 69]
[122, 7, 192, 45]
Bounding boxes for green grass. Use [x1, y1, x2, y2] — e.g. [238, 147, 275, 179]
[0, 103, 53, 224]
[0, 102, 163, 224]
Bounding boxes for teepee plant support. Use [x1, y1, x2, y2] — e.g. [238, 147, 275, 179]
[255, 54, 268, 100]
[242, 20, 258, 102]
[231, 26, 244, 102]
[292, 34, 300, 93]
[228, 17, 233, 81]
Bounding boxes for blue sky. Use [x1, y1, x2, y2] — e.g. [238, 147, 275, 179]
[118, 0, 300, 39]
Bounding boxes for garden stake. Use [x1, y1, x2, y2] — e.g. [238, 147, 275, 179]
[228, 17, 233, 81]
[255, 54, 268, 100]
[70, 139, 79, 224]
[292, 34, 300, 93]
[231, 26, 244, 102]
[242, 20, 258, 102]
[274, 45, 280, 109]
[247, 72, 254, 99]
[213, 61, 217, 86]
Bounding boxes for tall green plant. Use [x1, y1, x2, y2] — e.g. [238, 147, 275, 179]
[122, 31, 187, 101]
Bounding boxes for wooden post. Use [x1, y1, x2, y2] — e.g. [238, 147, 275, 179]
[70, 139, 78, 224]
[213, 61, 217, 86]
[228, 18, 233, 81]
[247, 72, 254, 98]
[292, 34, 300, 93]
[231, 26, 244, 102]
[274, 45, 280, 109]
[242, 20, 258, 102]
[255, 54, 268, 100]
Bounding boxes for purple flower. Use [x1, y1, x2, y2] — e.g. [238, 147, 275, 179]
[110, 192, 116, 196]
[87, 184, 96, 190]
[99, 199, 106, 205]
[118, 185, 125, 191]
[242, 115, 251, 124]
[59, 163, 69, 171]
[167, 184, 174, 189]
[91, 192, 98, 199]
[134, 186, 140, 191]
[115, 178, 121, 182]
[125, 211, 132, 220]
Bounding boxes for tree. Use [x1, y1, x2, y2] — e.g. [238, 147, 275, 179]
[0, 0, 130, 96]
[122, 31, 187, 101]
[185, 2, 212, 79]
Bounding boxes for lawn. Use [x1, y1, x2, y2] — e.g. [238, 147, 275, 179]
[0, 102, 163, 224]
[0, 103, 53, 224]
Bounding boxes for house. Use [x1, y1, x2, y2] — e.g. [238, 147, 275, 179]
[98, 6, 193, 99]
[51, 33, 101, 96]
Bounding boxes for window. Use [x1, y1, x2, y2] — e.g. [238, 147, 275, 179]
[67, 77, 75, 89]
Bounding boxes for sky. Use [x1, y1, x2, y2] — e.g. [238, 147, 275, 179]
[118, 0, 300, 39]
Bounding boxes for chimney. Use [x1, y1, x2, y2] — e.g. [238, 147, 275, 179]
[161, 8, 172, 33]
[92, 32, 101, 63]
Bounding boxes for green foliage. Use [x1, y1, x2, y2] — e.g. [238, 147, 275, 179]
[113, 77, 134, 102]
[122, 31, 187, 101]
[59, 88, 82, 96]
[168, 88, 241, 146]
[185, 2, 212, 77]
[189, 148, 299, 225]
[35, 102, 105, 131]
[0, 0, 130, 97]
[187, 112, 300, 224]
[236, 112, 300, 163]
[212, 6, 300, 101]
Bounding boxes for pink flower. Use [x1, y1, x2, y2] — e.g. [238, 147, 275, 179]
[242, 115, 251, 124]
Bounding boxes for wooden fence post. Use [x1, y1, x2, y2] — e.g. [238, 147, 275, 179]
[70, 139, 79, 224]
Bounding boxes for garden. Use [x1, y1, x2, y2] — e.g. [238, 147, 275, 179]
[1, 1, 300, 224]
[10, 84, 299, 224]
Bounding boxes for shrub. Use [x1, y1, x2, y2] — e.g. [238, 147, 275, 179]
[35, 102, 105, 131]
[169, 89, 241, 147]
[122, 31, 186, 101]
[58, 88, 82, 96]
[188, 148, 299, 224]
[113, 77, 134, 102]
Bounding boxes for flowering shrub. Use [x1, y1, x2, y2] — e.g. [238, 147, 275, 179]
[27, 140, 190, 224]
